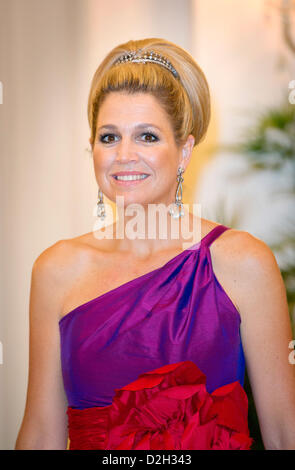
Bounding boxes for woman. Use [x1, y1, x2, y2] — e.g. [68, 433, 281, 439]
[15, 38, 295, 450]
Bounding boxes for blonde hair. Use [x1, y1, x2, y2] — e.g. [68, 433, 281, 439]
[88, 37, 211, 149]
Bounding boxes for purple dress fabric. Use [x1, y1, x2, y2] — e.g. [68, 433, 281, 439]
[59, 224, 245, 410]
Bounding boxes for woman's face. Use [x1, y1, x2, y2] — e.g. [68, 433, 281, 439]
[92, 92, 195, 209]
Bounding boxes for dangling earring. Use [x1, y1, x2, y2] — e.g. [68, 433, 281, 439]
[96, 188, 106, 220]
[169, 166, 185, 218]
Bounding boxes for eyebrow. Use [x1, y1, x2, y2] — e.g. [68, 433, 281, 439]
[97, 123, 163, 132]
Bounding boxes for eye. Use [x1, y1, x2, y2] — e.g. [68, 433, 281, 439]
[99, 133, 117, 144]
[99, 132, 159, 144]
[141, 132, 159, 143]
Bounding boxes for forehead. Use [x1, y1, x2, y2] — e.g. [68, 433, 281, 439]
[97, 92, 169, 126]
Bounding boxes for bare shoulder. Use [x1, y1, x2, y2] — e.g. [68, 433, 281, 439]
[33, 232, 111, 290]
[210, 227, 281, 317]
[212, 227, 276, 263]
[32, 238, 95, 313]
[33, 239, 77, 282]
[34, 235, 97, 275]
[218, 227, 279, 276]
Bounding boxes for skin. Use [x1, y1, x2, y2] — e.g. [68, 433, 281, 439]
[15, 92, 295, 449]
[91, 91, 196, 258]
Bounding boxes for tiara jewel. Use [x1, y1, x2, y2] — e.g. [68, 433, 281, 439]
[113, 49, 180, 79]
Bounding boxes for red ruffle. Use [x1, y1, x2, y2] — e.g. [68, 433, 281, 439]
[67, 360, 254, 450]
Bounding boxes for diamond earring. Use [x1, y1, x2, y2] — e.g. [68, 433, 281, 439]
[169, 167, 185, 219]
[97, 188, 106, 220]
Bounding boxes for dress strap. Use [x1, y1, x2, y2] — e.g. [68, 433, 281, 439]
[203, 224, 230, 248]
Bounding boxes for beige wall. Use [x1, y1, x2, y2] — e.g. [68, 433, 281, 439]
[193, 0, 295, 246]
[1, 0, 293, 450]
[0, 0, 194, 450]
[194, 0, 295, 145]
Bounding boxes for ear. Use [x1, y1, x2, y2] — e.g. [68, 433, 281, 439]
[89, 137, 94, 151]
[179, 134, 195, 171]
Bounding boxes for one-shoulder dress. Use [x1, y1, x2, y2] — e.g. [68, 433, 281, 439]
[59, 224, 254, 450]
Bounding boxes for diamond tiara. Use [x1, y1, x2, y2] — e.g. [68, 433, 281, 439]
[113, 49, 180, 79]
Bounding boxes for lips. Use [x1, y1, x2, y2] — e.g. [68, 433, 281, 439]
[112, 171, 150, 176]
[111, 172, 151, 185]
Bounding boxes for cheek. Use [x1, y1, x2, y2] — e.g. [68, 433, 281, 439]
[149, 150, 176, 172]
[93, 151, 110, 172]
[152, 155, 178, 180]
[92, 154, 109, 187]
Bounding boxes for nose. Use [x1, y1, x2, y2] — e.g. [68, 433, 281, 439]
[115, 137, 140, 163]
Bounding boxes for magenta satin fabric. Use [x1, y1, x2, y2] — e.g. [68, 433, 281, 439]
[59, 224, 245, 410]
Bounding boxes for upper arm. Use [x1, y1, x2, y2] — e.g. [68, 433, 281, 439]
[15, 241, 70, 450]
[233, 231, 295, 449]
